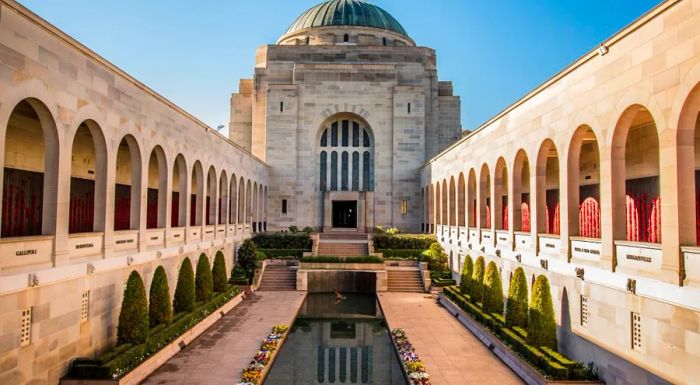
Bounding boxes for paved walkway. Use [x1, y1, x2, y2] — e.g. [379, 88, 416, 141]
[378, 292, 524, 385]
[142, 291, 306, 385]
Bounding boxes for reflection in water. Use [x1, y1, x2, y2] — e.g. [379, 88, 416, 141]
[264, 294, 405, 385]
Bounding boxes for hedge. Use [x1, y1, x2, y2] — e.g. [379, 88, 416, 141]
[441, 286, 587, 381]
[148, 266, 172, 328]
[471, 256, 485, 304]
[117, 271, 149, 345]
[257, 248, 305, 259]
[250, 233, 312, 250]
[506, 267, 528, 328]
[377, 249, 425, 260]
[482, 262, 504, 315]
[212, 251, 228, 293]
[300, 256, 384, 263]
[373, 234, 436, 250]
[195, 254, 214, 303]
[69, 285, 241, 379]
[528, 275, 558, 350]
[173, 258, 195, 313]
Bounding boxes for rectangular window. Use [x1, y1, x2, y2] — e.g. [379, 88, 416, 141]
[81, 290, 90, 322]
[20, 307, 32, 346]
[631, 312, 642, 350]
[580, 295, 589, 327]
[280, 102, 284, 112]
[282, 199, 288, 214]
[407, 103, 411, 114]
[401, 200, 408, 215]
[342, 120, 349, 147]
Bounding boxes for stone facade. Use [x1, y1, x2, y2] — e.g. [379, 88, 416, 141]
[0, 1, 268, 384]
[230, 21, 461, 232]
[424, 1, 700, 384]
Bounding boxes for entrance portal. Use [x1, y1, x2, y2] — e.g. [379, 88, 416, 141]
[332, 200, 357, 228]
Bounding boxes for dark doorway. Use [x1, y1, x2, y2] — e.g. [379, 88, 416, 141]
[332, 200, 357, 228]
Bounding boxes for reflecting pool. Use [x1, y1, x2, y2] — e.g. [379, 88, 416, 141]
[264, 293, 406, 385]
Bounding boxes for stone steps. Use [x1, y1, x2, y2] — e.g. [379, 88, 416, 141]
[258, 266, 297, 291]
[317, 242, 369, 256]
[387, 269, 425, 293]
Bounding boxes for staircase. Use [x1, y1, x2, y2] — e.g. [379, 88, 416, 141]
[387, 269, 425, 293]
[317, 233, 369, 256]
[258, 265, 297, 291]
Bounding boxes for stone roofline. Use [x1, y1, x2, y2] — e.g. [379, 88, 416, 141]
[422, 0, 682, 169]
[0, 0, 270, 168]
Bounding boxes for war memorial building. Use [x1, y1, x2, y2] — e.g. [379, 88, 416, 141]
[0, 0, 698, 384]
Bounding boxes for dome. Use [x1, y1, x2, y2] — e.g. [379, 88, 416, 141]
[284, 0, 408, 38]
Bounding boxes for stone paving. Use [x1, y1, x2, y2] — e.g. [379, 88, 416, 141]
[141, 291, 306, 385]
[378, 292, 524, 385]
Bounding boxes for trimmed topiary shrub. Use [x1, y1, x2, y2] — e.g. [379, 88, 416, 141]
[482, 261, 504, 315]
[422, 242, 448, 272]
[117, 271, 149, 345]
[528, 275, 558, 350]
[459, 255, 473, 295]
[195, 254, 213, 302]
[471, 256, 485, 303]
[506, 267, 528, 328]
[237, 239, 257, 280]
[173, 257, 195, 313]
[212, 251, 228, 293]
[148, 266, 172, 328]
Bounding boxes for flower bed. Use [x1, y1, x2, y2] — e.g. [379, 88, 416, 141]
[442, 286, 599, 382]
[65, 285, 241, 381]
[391, 328, 431, 385]
[236, 324, 289, 385]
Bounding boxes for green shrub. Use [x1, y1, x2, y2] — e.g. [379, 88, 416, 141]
[302, 226, 314, 234]
[506, 267, 528, 328]
[212, 251, 228, 293]
[237, 239, 258, 279]
[117, 271, 149, 345]
[257, 248, 305, 259]
[288, 225, 298, 233]
[528, 275, 558, 350]
[422, 242, 448, 272]
[148, 266, 172, 328]
[374, 225, 385, 234]
[385, 227, 400, 235]
[482, 262, 504, 315]
[195, 254, 213, 303]
[373, 234, 436, 249]
[459, 255, 473, 295]
[377, 249, 424, 260]
[300, 256, 384, 264]
[250, 233, 312, 250]
[173, 258, 195, 313]
[471, 256, 485, 303]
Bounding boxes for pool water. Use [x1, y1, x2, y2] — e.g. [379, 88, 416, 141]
[264, 293, 406, 385]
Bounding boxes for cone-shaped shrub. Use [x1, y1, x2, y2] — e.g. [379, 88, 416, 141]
[117, 271, 149, 345]
[482, 262, 504, 315]
[195, 254, 213, 303]
[173, 257, 195, 313]
[528, 275, 558, 350]
[459, 255, 473, 295]
[505, 267, 528, 328]
[471, 256, 485, 304]
[212, 251, 228, 293]
[148, 266, 172, 328]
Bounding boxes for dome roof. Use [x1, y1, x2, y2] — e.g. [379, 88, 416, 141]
[284, 0, 408, 38]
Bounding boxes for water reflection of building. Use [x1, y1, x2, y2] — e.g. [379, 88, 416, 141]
[265, 294, 404, 385]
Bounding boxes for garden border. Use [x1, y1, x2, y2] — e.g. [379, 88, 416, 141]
[438, 293, 605, 385]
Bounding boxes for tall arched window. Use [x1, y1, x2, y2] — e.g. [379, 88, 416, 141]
[318, 117, 374, 192]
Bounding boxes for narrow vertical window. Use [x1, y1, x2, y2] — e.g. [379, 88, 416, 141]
[363, 151, 371, 191]
[320, 129, 328, 147]
[401, 200, 408, 215]
[331, 151, 338, 190]
[342, 120, 349, 146]
[363, 129, 370, 147]
[382, 37, 387, 46]
[320, 151, 327, 191]
[352, 122, 359, 147]
[580, 295, 589, 327]
[352, 152, 359, 191]
[331, 122, 338, 147]
[343, 33, 349, 42]
[408, 103, 411, 114]
[341, 151, 349, 191]
[280, 101, 284, 112]
[282, 199, 288, 214]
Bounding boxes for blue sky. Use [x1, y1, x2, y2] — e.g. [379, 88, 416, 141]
[19, 0, 661, 135]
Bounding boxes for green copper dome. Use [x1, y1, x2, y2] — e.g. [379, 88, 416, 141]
[285, 0, 408, 37]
